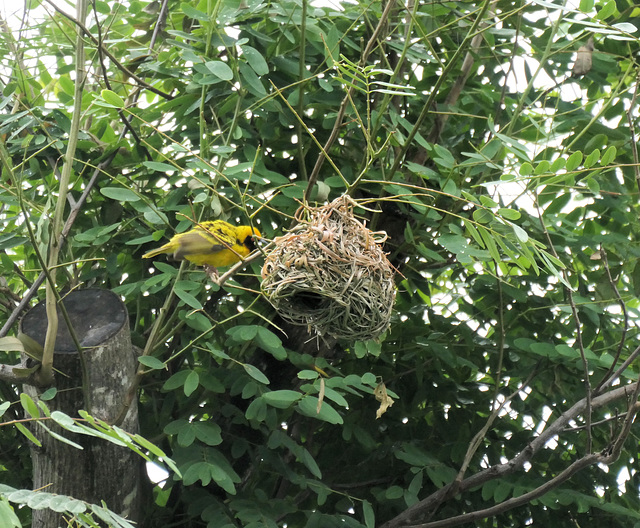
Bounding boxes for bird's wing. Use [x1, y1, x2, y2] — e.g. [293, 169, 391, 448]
[173, 231, 228, 259]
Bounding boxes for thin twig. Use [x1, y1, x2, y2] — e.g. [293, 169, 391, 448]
[593, 247, 628, 395]
[534, 193, 592, 452]
[43, 0, 173, 101]
[626, 72, 640, 196]
[610, 384, 640, 460]
[598, 343, 640, 393]
[89, 0, 149, 159]
[427, 1, 496, 144]
[387, 0, 494, 179]
[304, 0, 397, 202]
[112, 260, 187, 426]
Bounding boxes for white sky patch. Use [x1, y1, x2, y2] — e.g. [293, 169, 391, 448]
[146, 460, 169, 487]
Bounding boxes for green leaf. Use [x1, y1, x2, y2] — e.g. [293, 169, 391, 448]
[138, 356, 166, 370]
[530, 342, 555, 358]
[50, 410, 75, 428]
[584, 149, 600, 169]
[0, 402, 10, 418]
[463, 218, 485, 248]
[243, 364, 270, 385]
[479, 228, 501, 263]
[193, 422, 223, 446]
[534, 160, 551, 175]
[494, 481, 512, 502]
[20, 393, 40, 419]
[142, 161, 177, 173]
[473, 209, 493, 224]
[300, 448, 322, 478]
[354, 341, 367, 358]
[100, 89, 124, 108]
[519, 162, 533, 176]
[433, 145, 456, 169]
[184, 312, 211, 332]
[100, 187, 141, 202]
[204, 61, 233, 81]
[511, 223, 529, 243]
[255, 327, 287, 360]
[600, 145, 617, 165]
[297, 396, 343, 424]
[298, 370, 320, 380]
[479, 196, 498, 208]
[597, 0, 616, 19]
[242, 45, 269, 75]
[181, 2, 210, 21]
[386, 485, 404, 499]
[37, 422, 83, 450]
[183, 370, 200, 396]
[362, 500, 376, 528]
[227, 325, 259, 342]
[263, 390, 302, 408]
[39, 388, 57, 401]
[245, 398, 267, 422]
[322, 387, 348, 408]
[586, 177, 600, 194]
[0, 499, 20, 528]
[498, 208, 521, 221]
[0, 337, 24, 353]
[15, 423, 41, 447]
[239, 63, 267, 96]
[153, 261, 178, 275]
[162, 370, 191, 391]
[175, 288, 203, 310]
[612, 22, 637, 33]
[566, 151, 583, 171]
[579, 0, 594, 11]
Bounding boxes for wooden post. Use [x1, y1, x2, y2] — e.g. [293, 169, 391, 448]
[20, 289, 140, 526]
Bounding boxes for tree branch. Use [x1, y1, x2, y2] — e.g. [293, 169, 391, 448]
[380, 381, 640, 528]
[409, 454, 602, 528]
[0, 361, 39, 386]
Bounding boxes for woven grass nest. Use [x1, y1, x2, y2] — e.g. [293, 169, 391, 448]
[261, 196, 396, 341]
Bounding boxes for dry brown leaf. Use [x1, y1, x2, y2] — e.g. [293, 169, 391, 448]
[374, 381, 394, 419]
[573, 37, 594, 77]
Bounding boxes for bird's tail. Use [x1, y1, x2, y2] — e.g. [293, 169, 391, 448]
[142, 247, 166, 259]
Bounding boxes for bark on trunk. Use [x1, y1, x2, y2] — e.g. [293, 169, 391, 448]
[20, 288, 140, 527]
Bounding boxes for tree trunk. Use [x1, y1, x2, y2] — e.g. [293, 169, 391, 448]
[20, 288, 140, 527]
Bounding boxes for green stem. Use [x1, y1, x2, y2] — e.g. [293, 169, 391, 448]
[41, 0, 89, 403]
[113, 261, 186, 426]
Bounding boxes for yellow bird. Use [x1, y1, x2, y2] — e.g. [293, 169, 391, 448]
[142, 220, 262, 270]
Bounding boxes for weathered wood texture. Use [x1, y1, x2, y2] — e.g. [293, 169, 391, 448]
[21, 289, 140, 527]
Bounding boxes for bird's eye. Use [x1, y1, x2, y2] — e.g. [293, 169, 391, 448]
[244, 236, 257, 250]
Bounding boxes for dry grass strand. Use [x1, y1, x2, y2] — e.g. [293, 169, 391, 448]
[261, 196, 396, 341]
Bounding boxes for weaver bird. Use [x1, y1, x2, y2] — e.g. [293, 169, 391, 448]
[143, 220, 261, 273]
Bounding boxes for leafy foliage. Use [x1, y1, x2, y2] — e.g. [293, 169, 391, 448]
[2, 0, 640, 527]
